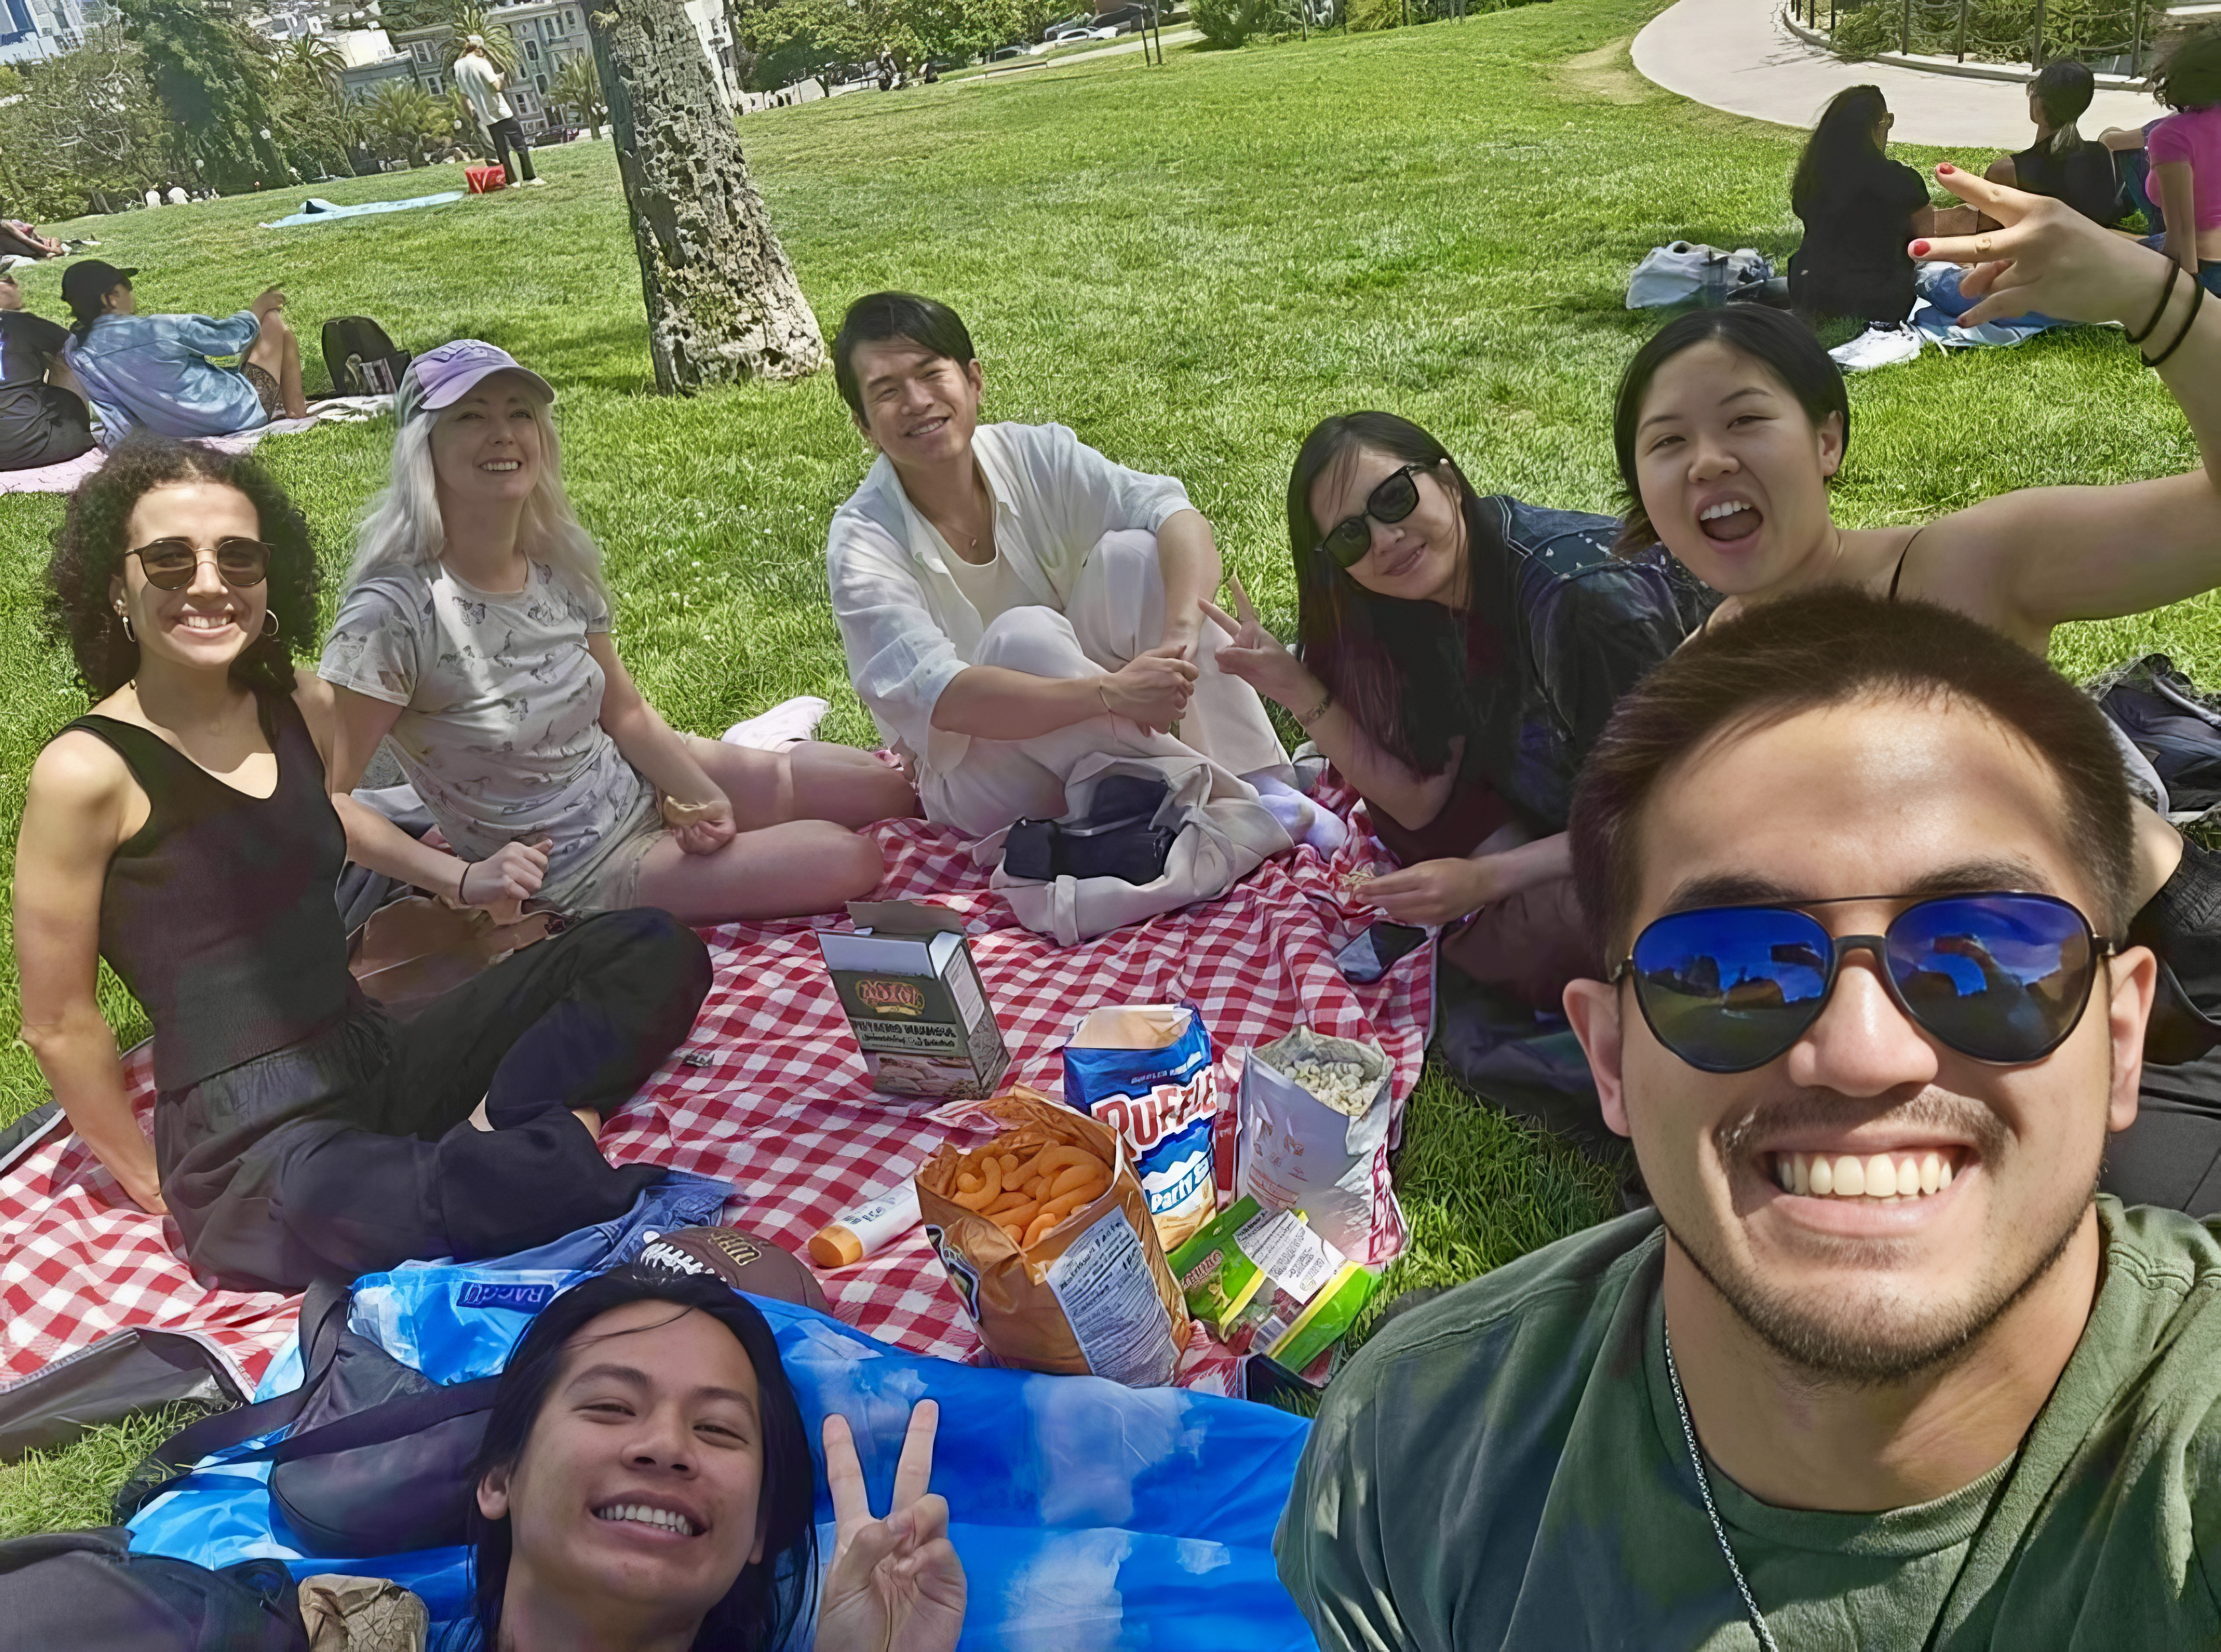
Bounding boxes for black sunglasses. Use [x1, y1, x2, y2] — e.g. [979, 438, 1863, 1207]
[128, 537, 272, 591]
[1316, 463, 1431, 569]
[1612, 891, 2116, 1074]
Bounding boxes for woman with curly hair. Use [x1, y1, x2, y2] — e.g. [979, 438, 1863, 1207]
[13, 435, 712, 1291]
[320, 341, 917, 927]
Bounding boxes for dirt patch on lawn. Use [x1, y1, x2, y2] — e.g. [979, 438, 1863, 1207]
[1557, 40, 1652, 105]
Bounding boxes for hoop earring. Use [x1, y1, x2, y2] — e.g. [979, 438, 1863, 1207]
[114, 605, 134, 643]
[262, 611, 282, 639]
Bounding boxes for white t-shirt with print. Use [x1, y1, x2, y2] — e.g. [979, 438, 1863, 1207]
[320, 559, 653, 888]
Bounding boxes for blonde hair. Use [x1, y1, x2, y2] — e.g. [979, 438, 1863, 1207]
[347, 397, 609, 605]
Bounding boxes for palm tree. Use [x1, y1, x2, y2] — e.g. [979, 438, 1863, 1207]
[276, 33, 346, 93]
[361, 78, 445, 162]
[551, 52, 607, 129]
[443, 1, 520, 73]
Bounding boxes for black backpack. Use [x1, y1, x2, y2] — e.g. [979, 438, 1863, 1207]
[0, 1527, 308, 1650]
[319, 316, 413, 398]
[113, 1277, 501, 1557]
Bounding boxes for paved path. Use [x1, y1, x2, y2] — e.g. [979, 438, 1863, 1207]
[1632, 0, 2160, 147]
[968, 26, 1203, 80]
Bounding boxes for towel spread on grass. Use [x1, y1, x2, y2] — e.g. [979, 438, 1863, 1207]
[0, 790, 1429, 1399]
[260, 192, 465, 229]
[0, 396, 393, 495]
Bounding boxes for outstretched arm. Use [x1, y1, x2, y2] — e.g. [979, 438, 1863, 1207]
[1902, 167, 2221, 642]
[586, 633, 734, 855]
[816, 1400, 965, 1652]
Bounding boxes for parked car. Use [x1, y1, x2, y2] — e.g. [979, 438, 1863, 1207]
[988, 41, 1028, 58]
[1040, 13, 1092, 40]
[1096, 3, 1157, 27]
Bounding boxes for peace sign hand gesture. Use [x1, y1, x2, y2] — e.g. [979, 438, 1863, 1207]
[1916, 163, 2174, 330]
[1200, 571, 1320, 714]
[815, 1401, 966, 1652]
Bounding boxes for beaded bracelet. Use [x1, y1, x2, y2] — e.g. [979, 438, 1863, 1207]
[2126, 260, 2181, 346]
[2145, 275, 2206, 370]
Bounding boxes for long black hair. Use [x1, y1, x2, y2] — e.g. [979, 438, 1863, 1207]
[1286, 411, 1511, 780]
[2156, 20, 2221, 110]
[1791, 84, 1891, 215]
[43, 433, 320, 700]
[466, 1268, 820, 1652]
[1611, 307, 1852, 553]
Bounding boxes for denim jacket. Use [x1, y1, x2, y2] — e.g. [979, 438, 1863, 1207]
[61, 310, 267, 442]
[1453, 495, 1711, 834]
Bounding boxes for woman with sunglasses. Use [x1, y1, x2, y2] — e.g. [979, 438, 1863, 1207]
[1208, 411, 1702, 1015]
[13, 435, 711, 1290]
[1615, 165, 2221, 1206]
[321, 341, 917, 927]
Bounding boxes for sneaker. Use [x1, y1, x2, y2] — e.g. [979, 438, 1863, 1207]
[721, 695, 828, 750]
[524, 176, 547, 187]
[1828, 321, 1921, 373]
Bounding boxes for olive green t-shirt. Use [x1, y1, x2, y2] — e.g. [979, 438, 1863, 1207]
[1277, 1197, 2221, 1649]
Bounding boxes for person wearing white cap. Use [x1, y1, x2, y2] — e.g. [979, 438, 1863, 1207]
[453, 35, 541, 188]
[319, 340, 917, 926]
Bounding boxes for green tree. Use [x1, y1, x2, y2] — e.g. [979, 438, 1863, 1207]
[551, 51, 609, 126]
[444, 0, 521, 73]
[360, 77, 448, 163]
[274, 32, 346, 90]
[0, 28, 172, 217]
[114, 0, 289, 192]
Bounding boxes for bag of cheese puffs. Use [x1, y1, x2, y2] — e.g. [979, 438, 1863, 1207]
[918, 1087, 1189, 1385]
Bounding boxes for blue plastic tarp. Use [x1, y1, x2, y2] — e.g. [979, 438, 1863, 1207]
[260, 192, 465, 229]
[128, 1248, 1316, 1649]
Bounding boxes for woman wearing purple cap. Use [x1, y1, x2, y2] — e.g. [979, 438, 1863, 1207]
[320, 341, 917, 926]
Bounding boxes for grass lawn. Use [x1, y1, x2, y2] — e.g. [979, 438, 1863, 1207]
[1, 0, 2212, 1531]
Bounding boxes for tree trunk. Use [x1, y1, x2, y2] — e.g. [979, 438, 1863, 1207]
[589, 0, 825, 391]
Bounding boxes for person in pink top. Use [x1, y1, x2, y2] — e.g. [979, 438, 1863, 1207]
[2147, 23, 2221, 293]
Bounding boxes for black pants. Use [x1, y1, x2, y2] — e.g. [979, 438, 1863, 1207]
[2106, 838, 2221, 1215]
[156, 909, 712, 1293]
[486, 115, 536, 186]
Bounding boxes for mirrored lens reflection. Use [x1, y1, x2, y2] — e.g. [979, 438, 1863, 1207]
[1631, 907, 1832, 1071]
[1885, 895, 2090, 1062]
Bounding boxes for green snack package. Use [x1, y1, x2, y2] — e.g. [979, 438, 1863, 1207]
[1167, 1195, 1269, 1340]
[1257, 1262, 1379, 1374]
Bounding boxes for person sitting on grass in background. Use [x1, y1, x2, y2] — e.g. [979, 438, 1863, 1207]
[1204, 411, 1700, 1031]
[1788, 86, 1973, 329]
[0, 268, 96, 472]
[59, 260, 308, 440]
[2141, 21, 2221, 294]
[1614, 163, 2221, 1213]
[824, 291, 1318, 845]
[13, 436, 711, 1293]
[322, 341, 916, 926]
[1982, 59, 2129, 227]
[456, 1267, 965, 1652]
[1280, 589, 2221, 1650]
[454, 34, 541, 190]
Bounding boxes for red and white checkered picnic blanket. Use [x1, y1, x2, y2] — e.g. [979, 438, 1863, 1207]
[0, 793, 1430, 1394]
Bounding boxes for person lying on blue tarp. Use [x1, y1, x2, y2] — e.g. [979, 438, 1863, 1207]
[447, 1266, 966, 1652]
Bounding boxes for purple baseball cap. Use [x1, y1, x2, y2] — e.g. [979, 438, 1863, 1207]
[398, 340, 556, 423]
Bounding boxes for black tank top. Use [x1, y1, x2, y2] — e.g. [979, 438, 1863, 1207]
[2011, 140, 2125, 227]
[66, 691, 352, 1092]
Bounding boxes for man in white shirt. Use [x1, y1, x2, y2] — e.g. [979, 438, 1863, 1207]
[824, 291, 1308, 841]
[454, 35, 542, 188]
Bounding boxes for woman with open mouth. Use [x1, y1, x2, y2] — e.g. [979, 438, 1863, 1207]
[1615, 163, 2221, 1209]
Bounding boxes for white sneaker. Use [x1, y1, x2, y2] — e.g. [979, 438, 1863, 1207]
[721, 695, 828, 750]
[1828, 322, 1921, 373]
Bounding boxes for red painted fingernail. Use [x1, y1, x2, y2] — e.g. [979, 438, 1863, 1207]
[1938, 163, 1956, 174]
[1911, 241, 1931, 256]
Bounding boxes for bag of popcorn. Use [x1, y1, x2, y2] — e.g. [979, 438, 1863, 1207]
[1234, 1029, 1406, 1266]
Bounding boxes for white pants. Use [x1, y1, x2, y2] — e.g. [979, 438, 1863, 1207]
[921, 531, 1292, 838]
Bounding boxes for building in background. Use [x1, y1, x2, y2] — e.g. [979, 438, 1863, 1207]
[0, 0, 107, 65]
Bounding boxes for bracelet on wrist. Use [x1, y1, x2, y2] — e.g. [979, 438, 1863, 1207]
[2127, 259, 2180, 345]
[456, 860, 471, 905]
[1293, 687, 1333, 728]
[2144, 274, 2205, 370]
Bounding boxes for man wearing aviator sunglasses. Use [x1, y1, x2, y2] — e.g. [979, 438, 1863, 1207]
[1281, 590, 2221, 1649]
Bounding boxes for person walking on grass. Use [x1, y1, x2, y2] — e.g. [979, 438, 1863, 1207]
[1283, 591, 2221, 1649]
[59, 260, 308, 441]
[321, 340, 916, 927]
[1612, 163, 2221, 1209]
[13, 435, 708, 1290]
[454, 34, 542, 189]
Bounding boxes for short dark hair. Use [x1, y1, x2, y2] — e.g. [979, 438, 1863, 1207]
[1612, 307, 1850, 553]
[1284, 410, 1512, 782]
[833, 291, 977, 421]
[2155, 21, 2221, 110]
[1567, 590, 2137, 957]
[466, 1268, 819, 1652]
[43, 435, 320, 700]
[2032, 58, 2096, 132]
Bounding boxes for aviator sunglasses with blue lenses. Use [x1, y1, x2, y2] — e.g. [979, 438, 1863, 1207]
[1612, 892, 2117, 1074]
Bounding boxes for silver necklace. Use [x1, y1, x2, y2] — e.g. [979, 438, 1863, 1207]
[1662, 1317, 1783, 1652]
